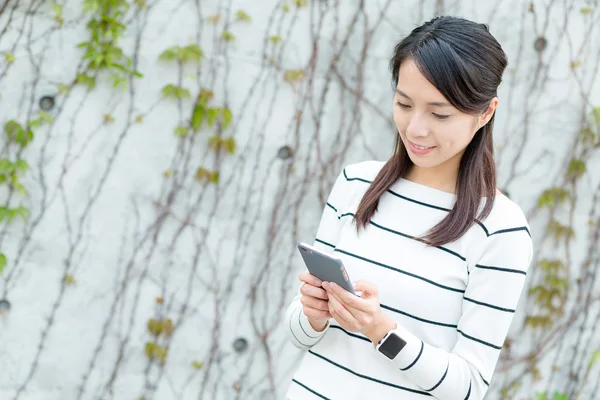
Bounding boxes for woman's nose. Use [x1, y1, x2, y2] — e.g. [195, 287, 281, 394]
[406, 114, 429, 138]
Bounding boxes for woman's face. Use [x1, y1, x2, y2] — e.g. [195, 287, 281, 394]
[392, 58, 497, 171]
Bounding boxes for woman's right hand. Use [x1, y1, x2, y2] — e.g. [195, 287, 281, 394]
[298, 271, 331, 332]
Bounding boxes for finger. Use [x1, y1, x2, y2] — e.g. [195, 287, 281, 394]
[298, 271, 323, 287]
[324, 282, 366, 312]
[327, 291, 356, 325]
[301, 295, 329, 312]
[303, 307, 331, 320]
[353, 280, 378, 297]
[300, 283, 328, 300]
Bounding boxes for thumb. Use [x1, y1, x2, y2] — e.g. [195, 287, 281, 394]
[353, 280, 377, 297]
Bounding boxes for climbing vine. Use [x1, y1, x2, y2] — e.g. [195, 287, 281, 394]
[76, 0, 143, 89]
[0, 112, 54, 275]
[501, 105, 600, 400]
[157, 43, 235, 185]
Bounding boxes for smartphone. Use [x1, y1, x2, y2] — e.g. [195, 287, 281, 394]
[297, 242, 357, 295]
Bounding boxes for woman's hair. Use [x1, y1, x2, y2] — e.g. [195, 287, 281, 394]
[353, 16, 508, 247]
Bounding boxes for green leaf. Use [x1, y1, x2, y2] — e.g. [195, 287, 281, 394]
[590, 348, 600, 367]
[192, 360, 204, 370]
[537, 188, 571, 208]
[593, 107, 600, 123]
[4, 120, 22, 141]
[76, 73, 96, 90]
[208, 136, 220, 152]
[51, 3, 63, 15]
[282, 4, 290, 12]
[174, 126, 189, 137]
[206, 108, 221, 127]
[225, 137, 236, 153]
[191, 105, 205, 131]
[0, 253, 6, 274]
[221, 31, 236, 41]
[236, 10, 251, 22]
[162, 84, 175, 98]
[5, 53, 15, 63]
[222, 108, 232, 130]
[182, 44, 203, 62]
[567, 159, 586, 180]
[14, 159, 28, 174]
[269, 35, 283, 43]
[159, 47, 179, 61]
[580, 7, 594, 15]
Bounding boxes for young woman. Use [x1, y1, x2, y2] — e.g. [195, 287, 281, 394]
[284, 16, 533, 400]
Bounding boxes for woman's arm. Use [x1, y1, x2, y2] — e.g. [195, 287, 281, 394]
[285, 167, 351, 349]
[325, 227, 533, 400]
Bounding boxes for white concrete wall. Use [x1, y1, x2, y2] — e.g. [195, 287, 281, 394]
[0, 0, 599, 399]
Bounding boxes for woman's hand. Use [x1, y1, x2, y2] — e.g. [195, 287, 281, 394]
[323, 280, 396, 344]
[298, 271, 331, 332]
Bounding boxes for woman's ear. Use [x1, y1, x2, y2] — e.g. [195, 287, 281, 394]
[479, 97, 499, 128]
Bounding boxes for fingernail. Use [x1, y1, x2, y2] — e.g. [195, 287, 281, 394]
[322, 282, 329, 289]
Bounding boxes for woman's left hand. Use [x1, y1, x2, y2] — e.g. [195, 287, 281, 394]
[322, 280, 395, 343]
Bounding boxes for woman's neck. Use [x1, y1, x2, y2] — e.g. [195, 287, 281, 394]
[404, 164, 459, 195]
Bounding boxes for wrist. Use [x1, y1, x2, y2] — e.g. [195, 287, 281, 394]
[307, 317, 328, 332]
[364, 312, 396, 344]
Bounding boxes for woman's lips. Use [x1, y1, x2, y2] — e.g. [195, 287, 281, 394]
[407, 140, 435, 155]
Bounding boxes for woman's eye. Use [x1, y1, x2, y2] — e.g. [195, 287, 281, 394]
[396, 102, 410, 109]
[432, 113, 450, 120]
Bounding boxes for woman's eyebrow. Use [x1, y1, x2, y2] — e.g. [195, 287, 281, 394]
[396, 88, 450, 107]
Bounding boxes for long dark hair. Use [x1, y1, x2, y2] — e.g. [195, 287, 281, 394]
[354, 16, 507, 247]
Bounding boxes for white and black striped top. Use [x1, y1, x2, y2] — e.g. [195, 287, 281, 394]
[284, 160, 533, 400]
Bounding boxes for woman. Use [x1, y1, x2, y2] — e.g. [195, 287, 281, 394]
[284, 16, 533, 400]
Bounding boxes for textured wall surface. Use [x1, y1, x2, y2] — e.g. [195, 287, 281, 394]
[1, 0, 599, 399]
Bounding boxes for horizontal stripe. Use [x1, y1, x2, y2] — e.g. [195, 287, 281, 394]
[315, 238, 335, 248]
[400, 340, 424, 371]
[343, 169, 531, 239]
[328, 324, 370, 342]
[369, 220, 466, 261]
[476, 220, 531, 238]
[386, 187, 452, 212]
[308, 350, 432, 396]
[457, 329, 502, 350]
[343, 168, 372, 184]
[490, 226, 531, 237]
[463, 296, 516, 313]
[380, 303, 458, 328]
[475, 263, 527, 275]
[425, 361, 449, 392]
[326, 207, 467, 262]
[343, 168, 451, 212]
[292, 379, 330, 399]
[335, 248, 465, 294]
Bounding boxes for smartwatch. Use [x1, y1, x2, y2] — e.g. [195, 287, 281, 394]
[376, 329, 407, 360]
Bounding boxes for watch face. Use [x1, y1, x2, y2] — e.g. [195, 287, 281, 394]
[379, 333, 407, 360]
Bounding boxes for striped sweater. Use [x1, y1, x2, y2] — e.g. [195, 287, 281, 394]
[284, 160, 533, 400]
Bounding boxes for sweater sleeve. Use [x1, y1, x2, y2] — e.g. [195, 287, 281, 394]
[286, 167, 350, 349]
[386, 228, 534, 400]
